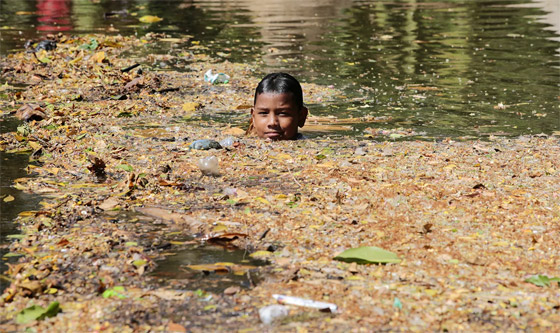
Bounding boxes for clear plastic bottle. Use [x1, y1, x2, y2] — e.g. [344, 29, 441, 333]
[198, 155, 220, 176]
[204, 69, 230, 84]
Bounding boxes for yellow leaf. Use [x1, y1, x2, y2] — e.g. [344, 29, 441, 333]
[255, 197, 270, 205]
[272, 153, 292, 160]
[91, 51, 105, 63]
[139, 15, 163, 23]
[443, 164, 457, 170]
[3, 195, 15, 202]
[69, 56, 83, 65]
[45, 288, 58, 294]
[28, 141, 42, 151]
[18, 211, 38, 217]
[182, 102, 200, 112]
[425, 289, 438, 297]
[249, 250, 273, 259]
[212, 224, 228, 233]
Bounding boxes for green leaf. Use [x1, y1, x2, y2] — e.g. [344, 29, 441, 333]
[315, 154, 326, 160]
[79, 38, 98, 50]
[16, 301, 60, 324]
[525, 275, 560, 287]
[102, 286, 127, 299]
[133, 259, 147, 267]
[3, 252, 23, 258]
[116, 164, 133, 172]
[6, 234, 25, 239]
[75, 133, 87, 140]
[334, 246, 401, 264]
[393, 297, 402, 309]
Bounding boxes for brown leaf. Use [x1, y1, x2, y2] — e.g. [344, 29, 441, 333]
[207, 233, 248, 243]
[223, 286, 241, 295]
[158, 179, 183, 187]
[167, 322, 187, 333]
[99, 197, 119, 211]
[87, 156, 106, 180]
[56, 238, 70, 247]
[422, 223, 433, 234]
[124, 76, 143, 90]
[15, 104, 46, 121]
[20, 280, 43, 294]
[222, 127, 245, 136]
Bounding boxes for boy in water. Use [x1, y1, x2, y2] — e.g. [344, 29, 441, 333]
[249, 73, 308, 140]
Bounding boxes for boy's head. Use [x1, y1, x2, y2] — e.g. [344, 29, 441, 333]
[251, 73, 308, 140]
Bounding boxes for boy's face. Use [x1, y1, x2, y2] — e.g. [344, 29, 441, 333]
[251, 92, 307, 140]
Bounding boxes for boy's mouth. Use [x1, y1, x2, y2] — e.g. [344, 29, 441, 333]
[264, 132, 283, 139]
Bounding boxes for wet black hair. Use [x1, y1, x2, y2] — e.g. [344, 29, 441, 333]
[253, 72, 304, 109]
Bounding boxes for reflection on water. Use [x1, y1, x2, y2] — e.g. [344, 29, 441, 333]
[0, 0, 558, 138]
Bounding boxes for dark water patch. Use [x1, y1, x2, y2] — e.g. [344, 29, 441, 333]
[104, 210, 267, 293]
[0, 117, 42, 292]
[150, 242, 267, 293]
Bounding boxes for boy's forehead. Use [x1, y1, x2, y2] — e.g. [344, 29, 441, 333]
[255, 92, 296, 105]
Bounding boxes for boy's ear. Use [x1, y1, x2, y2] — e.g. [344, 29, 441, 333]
[298, 106, 308, 128]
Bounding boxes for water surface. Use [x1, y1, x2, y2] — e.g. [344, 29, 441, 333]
[0, 0, 558, 138]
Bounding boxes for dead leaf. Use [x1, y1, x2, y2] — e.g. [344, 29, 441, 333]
[20, 280, 43, 294]
[223, 286, 241, 295]
[167, 322, 187, 333]
[124, 76, 143, 90]
[222, 127, 245, 136]
[15, 104, 46, 121]
[207, 233, 248, 243]
[99, 197, 119, 211]
[91, 51, 106, 63]
[182, 102, 201, 112]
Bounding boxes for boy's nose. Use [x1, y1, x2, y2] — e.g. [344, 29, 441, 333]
[267, 114, 279, 127]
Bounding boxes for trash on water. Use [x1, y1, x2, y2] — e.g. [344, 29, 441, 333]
[27, 40, 57, 52]
[258, 304, 289, 324]
[219, 136, 236, 147]
[272, 294, 338, 313]
[198, 155, 220, 176]
[189, 139, 222, 150]
[204, 69, 230, 84]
